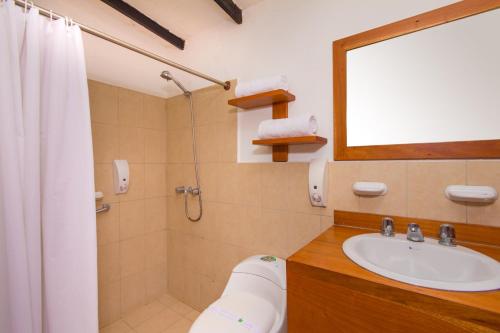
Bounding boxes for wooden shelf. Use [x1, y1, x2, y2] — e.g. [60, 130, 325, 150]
[228, 89, 295, 109]
[253, 136, 327, 146]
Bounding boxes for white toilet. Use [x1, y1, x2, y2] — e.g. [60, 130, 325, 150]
[189, 255, 287, 333]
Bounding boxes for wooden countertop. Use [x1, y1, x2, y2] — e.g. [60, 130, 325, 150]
[288, 225, 500, 316]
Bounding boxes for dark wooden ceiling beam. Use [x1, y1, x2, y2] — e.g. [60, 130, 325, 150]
[101, 0, 185, 50]
[213, 0, 242, 24]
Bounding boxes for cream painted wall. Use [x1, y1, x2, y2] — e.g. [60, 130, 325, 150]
[164, 0, 457, 162]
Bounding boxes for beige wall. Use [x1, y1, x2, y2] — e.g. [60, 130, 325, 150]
[165, 82, 500, 312]
[90, 78, 500, 324]
[90, 80, 168, 327]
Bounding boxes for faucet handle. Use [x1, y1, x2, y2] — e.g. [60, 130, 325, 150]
[407, 223, 424, 242]
[438, 224, 456, 246]
[380, 217, 395, 237]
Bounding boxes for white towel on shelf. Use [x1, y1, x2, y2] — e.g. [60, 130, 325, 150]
[257, 114, 318, 139]
[235, 75, 288, 97]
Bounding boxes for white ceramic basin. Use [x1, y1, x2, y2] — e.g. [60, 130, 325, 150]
[342, 233, 500, 291]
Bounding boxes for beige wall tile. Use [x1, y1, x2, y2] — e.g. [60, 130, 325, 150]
[92, 123, 119, 163]
[217, 121, 237, 162]
[94, 163, 119, 203]
[167, 264, 186, 303]
[215, 163, 238, 203]
[214, 203, 243, 246]
[329, 161, 360, 212]
[193, 84, 232, 126]
[196, 124, 219, 163]
[467, 160, 500, 226]
[118, 88, 144, 128]
[167, 230, 186, 269]
[143, 95, 167, 131]
[119, 200, 145, 240]
[287, 213, 321, 254]
[166, 95, 191, 131]
[145, 129, 167, 163]
[199, 276, 224, 310]
[119, 164, 145, 202]
[119, 127, 145, 163]
[145, 197, 167, 232]
[91, 82, 173, 328]
[257, 210, 289, 258]
[261, 163, 289, 210]
[145, 265, 167, 303]
[184, 234, 203, 272]
[408, 161, 467, 223]
[97, 202, 119, 245]
[196, 238, 217, 279]
[98, 243, 121, 285]
[320, 215, 334, 233]
[98, 280, 121, 328]
[358, 161, 407, 216]
[166, 196, 187, 232]
[181, 200, 215, 240]
[145, 231, 167, 269]
[167, 128, 194, 163]
[145, 164, 167, 198]
[183, 270, 201, 310]
[121, 272, 146, 314]
[198, 163, 218, 202]
[235, 163, 262, 205]
[120, 236, 145, 278]
[88, 80, 118, 125]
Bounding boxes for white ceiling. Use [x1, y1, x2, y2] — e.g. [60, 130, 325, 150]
[33, 0, 265, 97]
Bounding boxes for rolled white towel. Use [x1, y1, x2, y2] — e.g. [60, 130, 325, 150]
[257, 114, 318, 139]
[235, 75, 288, 97]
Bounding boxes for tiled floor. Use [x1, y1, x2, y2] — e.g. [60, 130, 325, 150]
[100, 294, 200, 333]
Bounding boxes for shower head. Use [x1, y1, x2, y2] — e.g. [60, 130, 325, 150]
[160, 70, 191, 96]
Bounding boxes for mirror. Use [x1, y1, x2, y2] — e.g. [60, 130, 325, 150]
[333, 1, 500, 160]
[347, 9, 500, 147]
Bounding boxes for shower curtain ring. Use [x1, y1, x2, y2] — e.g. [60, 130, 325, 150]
[49, 10, 53, 21]
[24, 0, 28, 12]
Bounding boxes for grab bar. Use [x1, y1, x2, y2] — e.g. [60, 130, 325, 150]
[96, 203, 111, 214]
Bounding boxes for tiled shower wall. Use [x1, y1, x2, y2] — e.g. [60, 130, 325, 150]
[90, 80, 168, 327]
[165, 82, 500, 312]
[90, 79, 500, 325]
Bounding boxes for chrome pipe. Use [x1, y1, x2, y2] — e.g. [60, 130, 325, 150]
[13, 0, 231, 91]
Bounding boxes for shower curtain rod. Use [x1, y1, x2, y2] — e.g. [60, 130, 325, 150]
[13, 0, 231, 90]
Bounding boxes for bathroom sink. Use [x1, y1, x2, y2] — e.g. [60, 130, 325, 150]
[342, 233, 500, 291]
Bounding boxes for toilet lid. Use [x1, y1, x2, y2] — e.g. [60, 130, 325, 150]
[189, 292, 278, 333]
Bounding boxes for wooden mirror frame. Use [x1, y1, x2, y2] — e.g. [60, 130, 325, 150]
[333, 0, 500, 160]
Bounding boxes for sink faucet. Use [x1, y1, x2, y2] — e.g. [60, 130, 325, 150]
[380, 217, 395, 237]
[438, 224, 456, 246]
[407, 223, 424, 242]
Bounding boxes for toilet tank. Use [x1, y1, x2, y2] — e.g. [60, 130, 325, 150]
[222, 255, 287, 312]
[232, 255, 286, 289]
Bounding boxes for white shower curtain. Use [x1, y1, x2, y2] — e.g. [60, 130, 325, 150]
[0, 1, 98, 332]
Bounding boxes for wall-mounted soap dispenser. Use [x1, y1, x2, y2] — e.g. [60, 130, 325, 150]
[113, 160, 129, 194]
[309, 158, 328, 207]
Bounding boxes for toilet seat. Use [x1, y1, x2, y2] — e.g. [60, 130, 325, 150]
[189, 292, 279, 333]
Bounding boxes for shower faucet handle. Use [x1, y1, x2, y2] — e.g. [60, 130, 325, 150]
[175, 186, 186, 194]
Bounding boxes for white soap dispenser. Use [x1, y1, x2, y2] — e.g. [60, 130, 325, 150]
[309, 158, 328, 207]
[113, 160, 129, 194]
